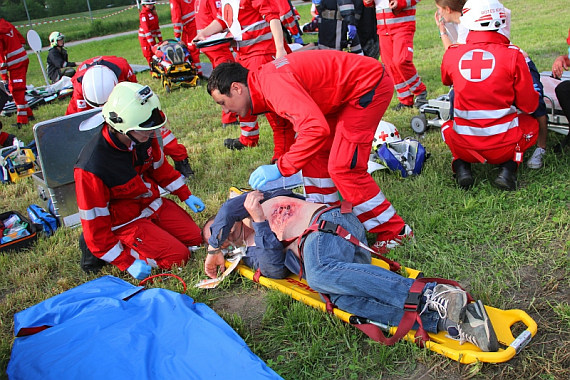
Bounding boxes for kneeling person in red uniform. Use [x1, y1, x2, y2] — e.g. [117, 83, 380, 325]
[74, 83, 205, 279]
[66, 56, 195, 179]
[440, 0, 539, 190]
[207, 50, 412, 253]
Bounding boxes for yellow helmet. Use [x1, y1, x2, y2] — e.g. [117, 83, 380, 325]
[49, 31, 65, 47]
[102, 82, 166, 134]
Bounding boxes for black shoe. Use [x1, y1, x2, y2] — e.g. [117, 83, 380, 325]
[452, 159, 474, 189]
[79, 233, 107, 273]
[12, 123, 25, 129]
[222, 121, 239, 129]
[414, 90, 428, 108]
[494, 161, 517, 191]
[174, 158, 195, 178]
[392, 102, 413, 112]
[224, 138, 246, 150]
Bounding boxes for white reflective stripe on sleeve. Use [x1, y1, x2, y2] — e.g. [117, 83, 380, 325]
[130, 248, 140, 260]
[111, 198, 163, 231]
[162, 133, 175, 145]
[147, 258, 158, 268]
[454, 106, 516, 120]
[164, 175, 186, 193]
[153, 151, 165, 169]
[79, 205, 110, 221]
[303, 176, 336, 188]
[453, 117, 519, 137]
[100, 241, 124, 263]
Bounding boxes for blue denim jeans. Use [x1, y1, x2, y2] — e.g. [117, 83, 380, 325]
[303, 209, 439, 332]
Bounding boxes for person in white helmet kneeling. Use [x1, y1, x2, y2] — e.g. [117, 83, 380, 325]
[74, 82, 205, 279]
[440, 0, 539, 190]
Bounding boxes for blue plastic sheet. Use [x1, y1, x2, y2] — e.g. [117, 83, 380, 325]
[7, 276, 282, 380]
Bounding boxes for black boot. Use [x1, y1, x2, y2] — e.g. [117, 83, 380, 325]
[494, 160, 517, 191]
[224, 138, 246, 150]
[452, 159, 474, 189]
[174, 158, 195, 178]
[79, 233, 107, 273]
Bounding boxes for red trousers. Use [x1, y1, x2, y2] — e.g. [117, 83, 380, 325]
[302, 74, 405, 240]
[203, 44, 238, 125]
[180, 22, 201, 70]
[114, 198, 202, 269]
[8, 62, 33, 124]
[441, 114, 538, 165]
[160, 127, 188, 161]
[139, 37, 154, 65]
[236, 53, 296, 160]
[379, 29, 426, 106]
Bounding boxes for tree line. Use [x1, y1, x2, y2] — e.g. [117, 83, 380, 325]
[1, 0, 135, 23]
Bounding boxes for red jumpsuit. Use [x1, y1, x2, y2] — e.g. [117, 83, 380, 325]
[249, 50, 405, 240]
[366, 0, 426, 106]
[0, 19, 33, 125]
[65, 55, 188, 162]
[170, 0, 201, 72]
[277, 0, 301, 39]
[139, 5, 163, 65]
[441, 31, 538, 165]
[74, 125, 202, 272]
[195, 0, 237, 125]
[215, 0, 295, 158]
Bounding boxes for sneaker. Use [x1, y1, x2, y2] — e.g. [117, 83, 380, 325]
[224, 138, 247, 150]
[526, 147, 545, 169]
[457, 300, 499, 352]
[422, 284, 467, 324]
[414, 90, 428, 108]
[174, 158, 195, 178]
[392, 102, 413, 112]
[373, 224, 413, 254]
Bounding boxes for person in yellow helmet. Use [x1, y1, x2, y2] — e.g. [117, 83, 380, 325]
[46, 31, 81, 83]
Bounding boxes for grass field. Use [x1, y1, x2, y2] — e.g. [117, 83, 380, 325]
[1, 1, 569, 379]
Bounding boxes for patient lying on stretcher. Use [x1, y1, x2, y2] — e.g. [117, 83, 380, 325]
[202, 189, 500, 352]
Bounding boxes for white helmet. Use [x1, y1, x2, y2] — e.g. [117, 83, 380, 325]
[82, 65, 119, 108]
[372, 120, 401, 149]
[102, 82, 166, 135]
[460, 0, 507, 31]
[141, 0, 156, 4]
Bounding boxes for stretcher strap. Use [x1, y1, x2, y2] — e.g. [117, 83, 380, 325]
[349, 278, 473, 346]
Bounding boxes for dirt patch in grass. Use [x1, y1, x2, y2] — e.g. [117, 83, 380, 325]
[211, 286, 268, 334]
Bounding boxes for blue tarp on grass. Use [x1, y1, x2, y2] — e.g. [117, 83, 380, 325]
[7, 275, 282, 380]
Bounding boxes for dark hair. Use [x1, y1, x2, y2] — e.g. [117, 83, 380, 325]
[435, 0, 466, 12]
[207, 62, 249, 96]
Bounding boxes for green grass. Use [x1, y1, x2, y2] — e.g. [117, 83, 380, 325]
[1, 1, 569, 379]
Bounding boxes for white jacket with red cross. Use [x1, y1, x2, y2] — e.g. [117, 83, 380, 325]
[441, 31, 539, 150]
[170, 0, 196, 39]
[139, 7, 163, 46]
[214, 0, 280, 58]
[365, 0, 420, 34]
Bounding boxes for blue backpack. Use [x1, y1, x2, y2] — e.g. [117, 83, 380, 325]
[374, 138, 427, 178]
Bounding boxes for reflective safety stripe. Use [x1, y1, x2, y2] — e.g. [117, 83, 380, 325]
[454, 106, 516, 120]
[162, 132, 175, 145]
[240, 121, 257, 128]
[305, 192, 340, 204]
[339, 4, 354, 12]
[6, 47, 25, 58]
[100, 240, 123, 263]
[111, 198, 163, 231]
[241, 129, 259, 136]
[79, 205, 110, 221]
[361, 205, 397, 231]
[6, 55, 28, 67]
[352, 190, 387, 217]
[394, 73, 419, 89]
[453, 117, 519, 137]
[304, 176, 336, 188]
[153, 151, 165, 169]
[376, 15, 416, 25]
[164, 175, 186, 192]
[130, 248, 140, 260]
[236, 32, 272, 48]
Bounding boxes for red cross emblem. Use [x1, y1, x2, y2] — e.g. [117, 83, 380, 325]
[378, 131, 389, 141]
[459, 49, 495, 82]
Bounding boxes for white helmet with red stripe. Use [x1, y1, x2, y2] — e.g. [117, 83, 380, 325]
[460, 0, 507, 31]
[372, 120, 401, 149]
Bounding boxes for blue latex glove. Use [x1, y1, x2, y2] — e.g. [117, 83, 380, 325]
[312, 0, 321, 5]
[127, 259, 152, 280]
[292, 33, 304, 44]
[249, 164, 282, 189]
[175, 36, 181, 42]
[347, 25, 357, 40]
[533, 82, 541, 93]
[185, 195, 205, 213]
